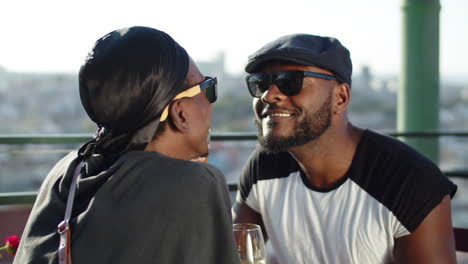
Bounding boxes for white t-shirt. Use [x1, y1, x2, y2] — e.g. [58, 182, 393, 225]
[237, 130, 456, 264]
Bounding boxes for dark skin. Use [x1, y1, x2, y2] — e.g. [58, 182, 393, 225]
[233, 62, 456, 263]
[145, 58, 212, 162]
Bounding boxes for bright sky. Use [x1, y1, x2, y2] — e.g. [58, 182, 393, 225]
[1, 0, 467, 81]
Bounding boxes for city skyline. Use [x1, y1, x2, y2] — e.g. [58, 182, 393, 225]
[1, 0, 467, 81]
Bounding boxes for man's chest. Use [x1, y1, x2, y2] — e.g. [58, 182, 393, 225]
[255, 176, 398, 263]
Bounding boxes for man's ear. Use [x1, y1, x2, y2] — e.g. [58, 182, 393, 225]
[168, 99, 189, 132]
[333, 83, 351, 114]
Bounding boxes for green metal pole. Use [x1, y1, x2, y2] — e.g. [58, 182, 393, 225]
[399, 0, 440, 162]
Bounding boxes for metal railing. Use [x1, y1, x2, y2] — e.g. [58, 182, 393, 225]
[1, 131, 467, 205]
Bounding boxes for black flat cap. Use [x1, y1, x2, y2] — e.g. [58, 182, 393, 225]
[245, 34, 352, 86]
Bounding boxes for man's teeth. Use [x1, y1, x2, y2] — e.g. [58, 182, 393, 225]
[270, 113, 292, 117]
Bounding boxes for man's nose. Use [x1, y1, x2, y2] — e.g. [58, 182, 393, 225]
[261, 84, 287, 103]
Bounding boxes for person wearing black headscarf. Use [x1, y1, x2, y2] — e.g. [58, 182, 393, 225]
[14, 26, 240, 264]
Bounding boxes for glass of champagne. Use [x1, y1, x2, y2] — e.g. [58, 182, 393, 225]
[233, 223, 267, 264]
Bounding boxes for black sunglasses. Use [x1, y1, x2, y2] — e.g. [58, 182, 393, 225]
[160, 76, 218, 122]
[245, 70, 337, 98]
[199, 76, 218, 103]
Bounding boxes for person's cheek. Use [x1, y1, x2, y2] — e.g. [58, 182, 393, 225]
[253, 98, 263, 121]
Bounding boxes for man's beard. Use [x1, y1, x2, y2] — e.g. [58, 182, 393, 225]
[255, 94, 332, 153]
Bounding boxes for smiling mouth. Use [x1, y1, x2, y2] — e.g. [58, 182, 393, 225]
[260, 105, 295, 119]
[269, 113, 292, 117]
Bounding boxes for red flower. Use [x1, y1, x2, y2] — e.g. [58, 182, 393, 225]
[5, 235, 19, 255]
[0, 235, 20, 258]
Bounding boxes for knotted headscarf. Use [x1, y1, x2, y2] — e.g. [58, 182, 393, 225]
[78, 26, 189, 165]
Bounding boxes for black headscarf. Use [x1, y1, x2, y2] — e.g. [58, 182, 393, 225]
[77, 26, 189, 165]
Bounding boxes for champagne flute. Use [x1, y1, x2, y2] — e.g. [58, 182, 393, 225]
[233, 223, 267, 264]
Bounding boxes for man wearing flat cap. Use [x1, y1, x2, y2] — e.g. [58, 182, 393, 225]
[233, 34, 457, 263]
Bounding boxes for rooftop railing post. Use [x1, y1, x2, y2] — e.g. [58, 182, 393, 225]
[399, 0, 440, 163]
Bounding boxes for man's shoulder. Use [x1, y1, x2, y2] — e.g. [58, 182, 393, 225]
[351, 129, 449, 191]
[358, 129, 440, 172]
[350, 130, 457, 232]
